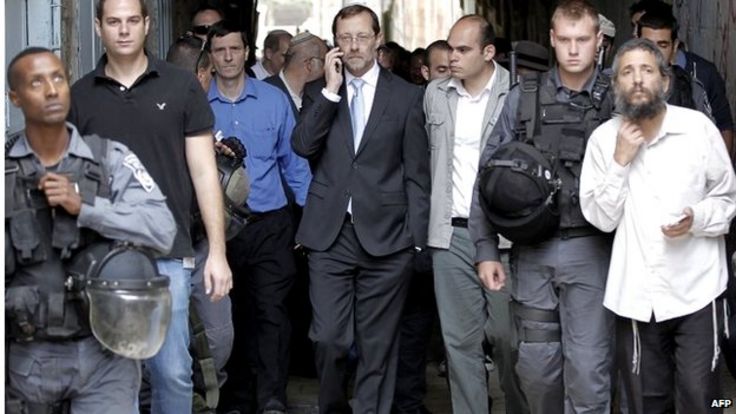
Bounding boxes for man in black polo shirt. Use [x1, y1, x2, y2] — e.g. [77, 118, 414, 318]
[68, 1, 231, 413]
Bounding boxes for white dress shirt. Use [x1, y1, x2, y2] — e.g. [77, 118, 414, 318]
[279, 70, 302, 110]
[580, 105, 736, 322]
[321, 61, 380, 215]
[447, 69, 497, 218]
[321, 60, 380, 121]
[251, 59, 271, 80]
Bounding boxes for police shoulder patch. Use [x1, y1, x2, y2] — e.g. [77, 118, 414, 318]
[122, 153, 156, 193]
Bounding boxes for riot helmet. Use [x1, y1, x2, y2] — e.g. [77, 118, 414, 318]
[478, 140, 560, 245]
[217, 137, 251, 240]
[68, 242, 171, 359]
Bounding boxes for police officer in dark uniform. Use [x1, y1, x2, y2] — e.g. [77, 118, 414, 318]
[5, 47, 175, 414]
[469, 1, 615, 413]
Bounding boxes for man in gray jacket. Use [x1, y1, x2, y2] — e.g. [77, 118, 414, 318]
[424, 15, 527, 414]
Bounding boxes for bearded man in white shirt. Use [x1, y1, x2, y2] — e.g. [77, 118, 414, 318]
[580, 37, 736, 414]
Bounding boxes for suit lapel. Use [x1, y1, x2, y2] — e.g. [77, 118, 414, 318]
[355, 69, 390, 157]
[480, 67, 509, 143]
[444, 84, 459, 136]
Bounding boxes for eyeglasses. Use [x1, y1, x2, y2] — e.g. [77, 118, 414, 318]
[192, 24, 214, 36]
[335, 33, 375, 45]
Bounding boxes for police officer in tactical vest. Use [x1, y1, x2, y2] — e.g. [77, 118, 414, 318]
[468, 1, 616, 413]
[5, 47, 176, 414]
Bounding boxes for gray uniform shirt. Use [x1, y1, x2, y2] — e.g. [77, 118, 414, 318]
[7, 123, 176, 254]
[468, 67, 604, 263]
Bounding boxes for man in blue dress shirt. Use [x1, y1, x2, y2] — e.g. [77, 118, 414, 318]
[206, 21, 311, 414]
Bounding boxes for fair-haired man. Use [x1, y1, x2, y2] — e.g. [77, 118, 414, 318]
[469, 1, 615, 412]
[424, 14, 527, 414]
[68, 1, 231, 412]
[291, 4, 430, 413]
[580, 38, 736, 414]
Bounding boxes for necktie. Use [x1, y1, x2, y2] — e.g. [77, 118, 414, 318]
[350, 78, 365, 151]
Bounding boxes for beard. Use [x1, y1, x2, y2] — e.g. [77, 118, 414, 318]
[615, 82, 667, 121]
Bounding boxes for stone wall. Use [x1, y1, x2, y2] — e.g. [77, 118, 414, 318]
[673, 0, 736, 126]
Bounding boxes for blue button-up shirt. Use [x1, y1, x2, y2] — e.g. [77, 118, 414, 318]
[208, 77, 311, 213]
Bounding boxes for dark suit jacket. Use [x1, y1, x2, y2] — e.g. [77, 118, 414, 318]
[264, 74, 300, 119]
[291, 67, 430, 257]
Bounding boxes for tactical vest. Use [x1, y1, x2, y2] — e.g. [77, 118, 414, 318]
[5, 134, 111, 341]
[514, 71, 614, 231]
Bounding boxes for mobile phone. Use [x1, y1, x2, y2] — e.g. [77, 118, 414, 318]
[664, 213, 689, 227]
[334, 48, 343, 74]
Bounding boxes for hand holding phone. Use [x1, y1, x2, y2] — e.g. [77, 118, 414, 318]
[661, 208, 694, 238]
[325, 47, 344, 94]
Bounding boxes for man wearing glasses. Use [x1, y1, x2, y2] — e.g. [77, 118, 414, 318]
[265, 32, 328, 118]
[291, 5, 430, 413]
[190, 3, 223, 42]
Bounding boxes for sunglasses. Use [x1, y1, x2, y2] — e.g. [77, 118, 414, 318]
[192, 25, 213, 36]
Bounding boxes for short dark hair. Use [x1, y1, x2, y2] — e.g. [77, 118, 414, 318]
[191, 2, 224, 22]
[263, 30, 292, 52]
[423, 40, 450, 64]
[208, 20, 249, 48]
[636, 7, 678, 41]
[96, 0, 148, 21]
[494, 37, 512, 55]
[7, 47, 55, 90]
[166, 34, 210, 73]
[612, 37, 672, 85]
[410, 48, 425, 60]
[331, 4, 380, 37]
[629, 0, 671, 18]
[454, 15, 496, 48]
[551, 0, 599, 32]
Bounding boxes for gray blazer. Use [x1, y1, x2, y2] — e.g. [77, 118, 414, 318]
[424, 64, 510, 249]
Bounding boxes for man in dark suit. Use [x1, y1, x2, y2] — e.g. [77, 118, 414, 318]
[291, 5, 430, 413]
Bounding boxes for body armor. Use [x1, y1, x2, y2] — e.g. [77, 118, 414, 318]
[480, 71, 614, 244]
[5, 134, 110, 341]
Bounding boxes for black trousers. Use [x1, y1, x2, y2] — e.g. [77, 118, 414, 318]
[219, 207, 296, 413]
[392, 251, 436, 413]
[616, 301, 724, 414]
[309, 220, 413, 414]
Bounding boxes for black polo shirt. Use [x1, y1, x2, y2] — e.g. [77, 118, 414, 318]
[69, 54, 214, 258]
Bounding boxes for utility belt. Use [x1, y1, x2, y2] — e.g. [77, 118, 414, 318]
[5, 393, 69, 414]
[5, 280, 91, 343]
